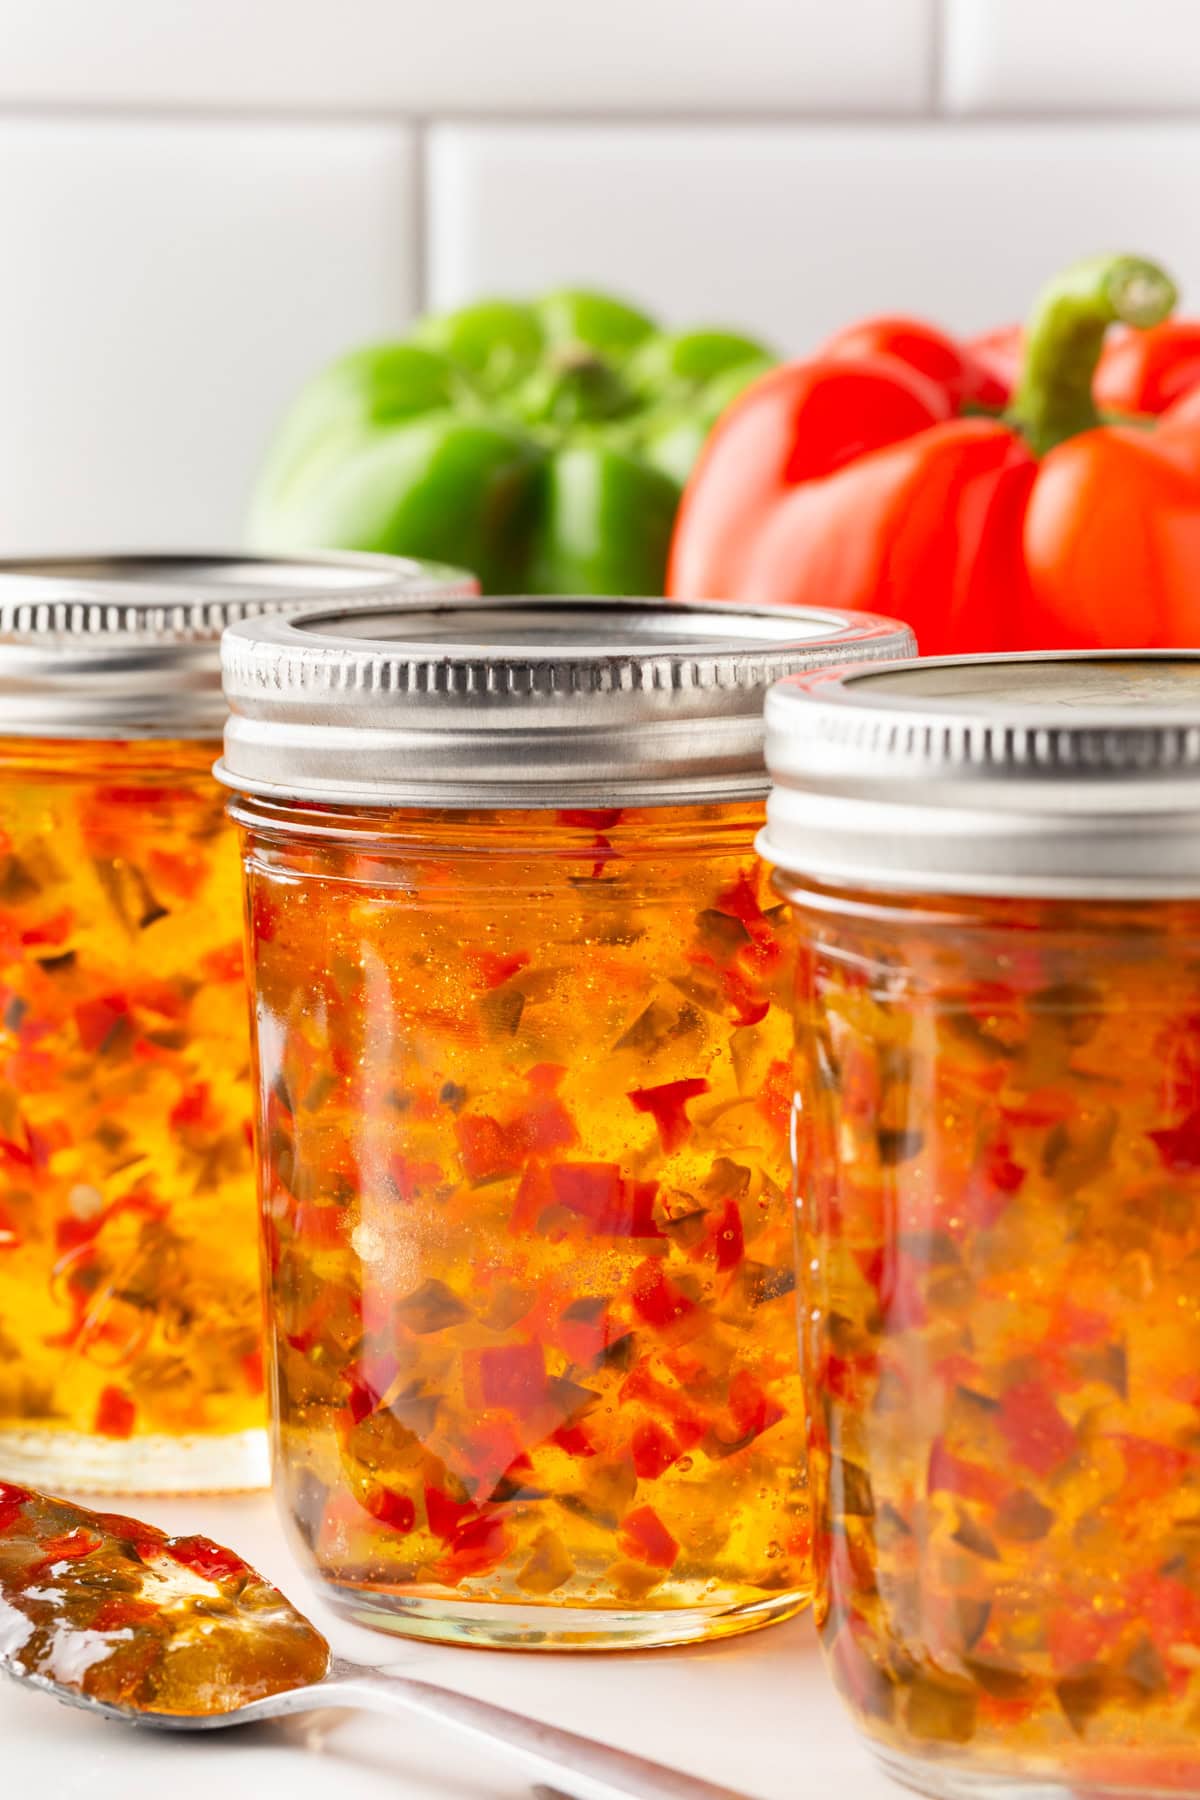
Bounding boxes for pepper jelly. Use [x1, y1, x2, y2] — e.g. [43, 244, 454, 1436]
[218, 596, 913, 1649]
[0, 553, 474, 1494]
[761, 652, 1200, 1800]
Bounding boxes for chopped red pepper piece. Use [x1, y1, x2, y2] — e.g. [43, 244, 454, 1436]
[465, 1343, 547, 1416]
[433, 1514, 511, 1580]
[509, 1159, 554, 1234]
[525, 1062, 567, 1092]
[551, 1163, 662, 1237]
[167, 1537, 249, 1582]
[618, 1505, 679, 1569]
[557, 809, 624, 830]
[34, 1529, 104, 1571]
[551, 1160, 621, 1218]
[1111, 1434, 1197, 1505]
[388, 1155, 443, 1200]
[74, 994, 130, 1053]
[424, 1484, 480, 1542]
[585, 834, 616, 880]
[513, 1095, 577, 1155]
[713, 870, 768, 927]
[997, 1378, 1076, 1479]
[251, 892, 278, 942]
[290, 1201, 348, 1251]
[470, 949, 530, 990]
[721, 966, 770, 1028]
[983, 1138, 1027, 1196]
[20, 909, 74, 948]
[0, 1136, 32, 1172]
[169, 1081, 214, 1132]
[241, 1348, 265, 1395]
[199, 941, 246, 984]
[927, 1437, 1009, 1508]
[455, 1113, 519, 1182]
[147, 846, 205, 902]
[551, 1423, 597, 1458]
[1129, 1569, 1200, 1660]
[631, 1259, 699, 1333]
[728, 1369, 785, 1443]
[0, 1483, 29, 1532]
[631, 1420, 682, 1479]
[627, 1078, 711, 1153]
[619, 1363, 707, 1447]
[94, 1385, 136, 1440]
[554, 1295, 614, 1364]
[364, 1488, 417, 1534]
[854, 1246, 928, 1331]
[1149, 1108, 1200, 1172]
[709, 1197, 745, 1271]
[93, 1511, 168, 1563]
[757, 1059, 794, 1134]
[1049, 1300, 1110, 1347]
[343, 1358, 398, 1425]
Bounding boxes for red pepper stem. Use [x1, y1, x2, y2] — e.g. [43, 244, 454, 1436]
[1009, 254, 1177, 457]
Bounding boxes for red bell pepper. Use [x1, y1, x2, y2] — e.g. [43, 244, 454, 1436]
[668, 253, 1200, 652]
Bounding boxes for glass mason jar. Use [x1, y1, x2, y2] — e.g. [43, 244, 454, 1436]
[761, 652, 1200, 1800]
[218, 596, 914, 1649]
[0, 552, 475, 1495]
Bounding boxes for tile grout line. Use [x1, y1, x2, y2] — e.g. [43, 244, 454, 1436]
[412, 116, 430, 315]
[1, 101, 1200, 129]
[929, 0, 946, 115]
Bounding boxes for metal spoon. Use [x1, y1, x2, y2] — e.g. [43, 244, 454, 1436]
[7, 1650, 761, 1800]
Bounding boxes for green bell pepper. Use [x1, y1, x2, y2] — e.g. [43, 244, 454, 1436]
[248, 290, 774, 595]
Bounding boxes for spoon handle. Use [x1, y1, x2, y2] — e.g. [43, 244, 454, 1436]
[325, 1664, 760, 1800]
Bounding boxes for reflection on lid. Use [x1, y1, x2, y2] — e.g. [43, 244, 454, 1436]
[854, 655, 1200, 712]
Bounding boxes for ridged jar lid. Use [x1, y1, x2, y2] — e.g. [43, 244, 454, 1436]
[0, 551, 477, 739]
[762, 650, 1200, 898]
[217, 596, 915, 808]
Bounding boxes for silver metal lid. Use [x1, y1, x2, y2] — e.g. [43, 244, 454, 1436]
[761, 650, 1200, 899]
[217, 597, 915, 808]
[0, 551, 477, 739]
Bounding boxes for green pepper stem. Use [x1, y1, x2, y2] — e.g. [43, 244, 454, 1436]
[515, 344, 634, 431]
[1008, 253, 1177, 456]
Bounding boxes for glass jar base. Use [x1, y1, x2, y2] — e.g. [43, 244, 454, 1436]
[873, 1743, 1178, 1800]
[325, 1585, 808, 1651]
[0, 1427, 270, 1496]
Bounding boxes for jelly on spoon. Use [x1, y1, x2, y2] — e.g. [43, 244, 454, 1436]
[0, 1483, 759, 1800]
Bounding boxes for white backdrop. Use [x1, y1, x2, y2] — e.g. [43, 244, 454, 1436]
[0, 0, 1192, 550]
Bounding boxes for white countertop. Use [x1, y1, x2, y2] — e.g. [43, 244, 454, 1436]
[1, 1492, 900, 1800]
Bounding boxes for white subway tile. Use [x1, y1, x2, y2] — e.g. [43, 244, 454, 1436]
[427, 122, 1200, 353]
[0, 120, 415, 554]
[945, 0, 1200, 114]
[2, 0, 934, 114]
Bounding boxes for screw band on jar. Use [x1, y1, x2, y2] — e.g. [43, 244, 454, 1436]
[218, 597, 915, 807]
[0, 551, 477, 739]
[761, 649, 1200, 897]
